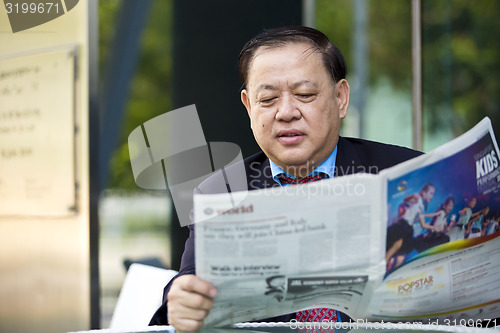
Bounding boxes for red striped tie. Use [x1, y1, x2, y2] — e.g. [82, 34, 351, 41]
[296, 308, 339, 322]
[277, 172, 340, 322]
[277, 172, 328, 185]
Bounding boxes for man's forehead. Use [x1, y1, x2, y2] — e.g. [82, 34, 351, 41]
[253, 40, 318, 57]
[245, 43, 331, 92]
[251, 43, 319, 68]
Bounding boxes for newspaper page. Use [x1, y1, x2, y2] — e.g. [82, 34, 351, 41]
[367, 117, 500, 324]
[194, 117, 500, 327]
[194, 175, 386, 326]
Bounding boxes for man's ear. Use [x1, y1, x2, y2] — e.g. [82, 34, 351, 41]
[336, 79, 350, 119]
[241, 89, 252, 117]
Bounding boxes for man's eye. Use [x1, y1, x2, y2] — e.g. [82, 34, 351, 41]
[296, 93, 315, 100]
[260, 97, 277, 105]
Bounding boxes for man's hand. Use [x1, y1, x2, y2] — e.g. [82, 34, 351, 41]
[167, 274, 217, 331]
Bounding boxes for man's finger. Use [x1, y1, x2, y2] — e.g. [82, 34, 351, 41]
[169, 302, 209, 321]
[169, 287, 215, 311]
[175, 275, 217, 298]
[169, 316, 205, 332]
[168, 300, 209, 332]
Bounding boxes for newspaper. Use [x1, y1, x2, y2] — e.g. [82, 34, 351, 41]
[194, 117, 500, 327]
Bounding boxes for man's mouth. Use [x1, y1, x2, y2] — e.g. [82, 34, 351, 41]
[277, 130, 305, 144]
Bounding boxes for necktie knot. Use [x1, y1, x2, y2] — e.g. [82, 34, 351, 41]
[277, 172, 329, 185]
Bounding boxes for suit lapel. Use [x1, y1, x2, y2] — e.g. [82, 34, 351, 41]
[335, 136, 363, 177]
[245, 152, 280, 190]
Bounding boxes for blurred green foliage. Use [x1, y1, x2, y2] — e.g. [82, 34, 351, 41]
[317, 0, 411, 91]
[316, 0, 353, 68]
[317, 0, 500, 149]
[422, 0, 500, 138]
[99, 0, 173, 190]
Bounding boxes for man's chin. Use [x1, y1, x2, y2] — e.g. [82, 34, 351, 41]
[274, 158, 315, 175]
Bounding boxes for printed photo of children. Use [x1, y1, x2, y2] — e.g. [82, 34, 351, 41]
[385, 134, 500, 274]
[416, 196, 455, 252]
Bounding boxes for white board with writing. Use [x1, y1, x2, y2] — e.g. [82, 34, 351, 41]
[0, 47, 77, 216]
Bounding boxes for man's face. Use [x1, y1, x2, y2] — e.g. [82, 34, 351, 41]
[241, 42, 349, 177]
[422, 187, 435, 203]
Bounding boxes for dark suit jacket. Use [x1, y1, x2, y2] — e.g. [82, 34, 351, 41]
[150, 137, 422, 325]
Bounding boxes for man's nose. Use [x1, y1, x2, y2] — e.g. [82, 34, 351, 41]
[275, 94, 301, 121]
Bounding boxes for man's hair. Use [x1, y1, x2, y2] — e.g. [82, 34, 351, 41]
[238, 26, 347, 89]
[421, 183, 435, 193]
